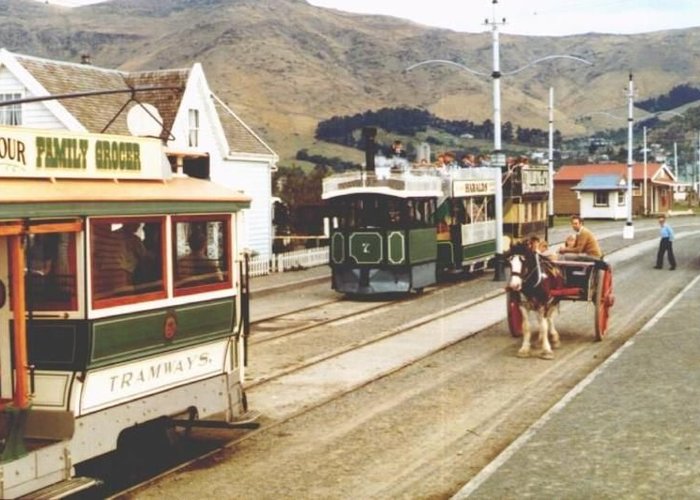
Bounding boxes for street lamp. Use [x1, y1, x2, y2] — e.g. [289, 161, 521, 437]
[406, 0, 592, 280]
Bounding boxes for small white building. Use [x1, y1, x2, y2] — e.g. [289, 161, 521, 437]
[571, 174, 628, 220]
[0, 48, 278, 260]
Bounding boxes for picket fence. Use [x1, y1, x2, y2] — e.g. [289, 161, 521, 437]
[248, 246, 329, 277]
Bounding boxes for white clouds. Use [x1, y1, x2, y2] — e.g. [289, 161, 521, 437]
[308, 0, 700, 36]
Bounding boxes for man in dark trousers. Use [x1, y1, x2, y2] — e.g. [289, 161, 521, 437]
[654, 214, 676, 270]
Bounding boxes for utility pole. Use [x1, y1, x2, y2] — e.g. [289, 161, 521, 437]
[623, 73, 635, 239]
[548, 86, 555, 227]
[485, 0, 507, 280]
[643, 126, 648, 216]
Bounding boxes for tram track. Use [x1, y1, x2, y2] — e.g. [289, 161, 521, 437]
[108, 223, 700, 499]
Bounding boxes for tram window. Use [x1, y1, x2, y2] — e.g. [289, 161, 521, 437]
[173, 215, 230, 294]
[25, 233, 77, 311]
[90, 217, 166, 307]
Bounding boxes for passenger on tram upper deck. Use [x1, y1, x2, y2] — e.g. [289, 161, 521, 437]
[461, 154, 476, 168]
[389, 140, 406, 158]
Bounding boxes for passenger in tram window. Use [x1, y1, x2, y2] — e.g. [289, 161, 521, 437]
[93, 221, 149, 296]
[134, 223, 162, 288]
[28, 233, 58, 277]
[27, 233, 59, 300]
[177, 231, 224, 286]
[117, 223, 149, 285]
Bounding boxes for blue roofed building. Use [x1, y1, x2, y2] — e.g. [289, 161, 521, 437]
[571, 174, 628, 219]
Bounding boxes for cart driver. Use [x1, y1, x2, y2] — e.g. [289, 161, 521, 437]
[558, 215, 602, 259]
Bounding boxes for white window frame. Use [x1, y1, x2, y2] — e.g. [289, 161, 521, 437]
[188, 108, 199, 147]
[0, 93, 22, 125]
[593, 191, 609, 207]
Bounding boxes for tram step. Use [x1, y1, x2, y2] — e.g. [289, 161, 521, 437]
[20, 476, 101, 499]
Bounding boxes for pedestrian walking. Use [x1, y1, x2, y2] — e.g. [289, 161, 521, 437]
[654, 214, 676, 270]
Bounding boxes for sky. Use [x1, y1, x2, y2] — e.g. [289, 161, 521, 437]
[309, 0, 700, 37]
[41, 0, 699, 37]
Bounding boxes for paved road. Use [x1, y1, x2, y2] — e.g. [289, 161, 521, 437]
[454, 272, 700, 499]
[248, 215, 700, 498]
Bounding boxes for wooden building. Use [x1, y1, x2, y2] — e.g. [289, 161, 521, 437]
[0, 48, 278, 260]
[553, 163, 676, 217]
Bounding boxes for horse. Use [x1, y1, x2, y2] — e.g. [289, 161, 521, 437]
[505, 241, 565, 360]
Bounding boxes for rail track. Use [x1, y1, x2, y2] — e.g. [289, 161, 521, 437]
[99, 223, 699, 499]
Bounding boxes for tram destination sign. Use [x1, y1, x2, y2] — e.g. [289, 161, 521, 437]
[452, 179, 496, 197]
[0, 125, 165, 180]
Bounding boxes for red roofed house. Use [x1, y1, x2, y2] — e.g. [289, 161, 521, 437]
[553, 163, 676, 218]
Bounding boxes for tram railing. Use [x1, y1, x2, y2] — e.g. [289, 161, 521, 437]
[249, 246, 329, 277]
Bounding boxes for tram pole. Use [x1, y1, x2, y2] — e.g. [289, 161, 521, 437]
[487, 0, 507, 281]
[548, 86, 555, 228]
[623, 73, 635, 239]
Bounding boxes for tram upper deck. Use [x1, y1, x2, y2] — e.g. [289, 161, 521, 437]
[322, 158, 502, 201]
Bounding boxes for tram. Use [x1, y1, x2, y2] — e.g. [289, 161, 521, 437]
[501, 159, 550, 247]
[322, 151, 502, 295]
[0, 126, 253, 498]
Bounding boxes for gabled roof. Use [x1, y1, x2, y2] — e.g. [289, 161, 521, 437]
[554, 163, 671, 182]
[1, 49, 275, 158]
[572, 174, 626, 191]
[212, 94, 276, 156]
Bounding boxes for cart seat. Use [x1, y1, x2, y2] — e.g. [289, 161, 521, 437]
[550, 286, 583, 297]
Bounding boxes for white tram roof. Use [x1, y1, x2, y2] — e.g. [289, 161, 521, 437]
[322, 167, 500, 200]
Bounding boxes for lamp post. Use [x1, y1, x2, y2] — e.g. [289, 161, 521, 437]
[406, 0, 591, 280]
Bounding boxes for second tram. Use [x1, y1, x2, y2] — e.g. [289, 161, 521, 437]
[322, 154, 502, 295]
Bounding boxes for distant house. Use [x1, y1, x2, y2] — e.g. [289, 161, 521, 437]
[571, 174, 627, 220]
[0, 48, 278, 260]
[554, 163, 676, 217]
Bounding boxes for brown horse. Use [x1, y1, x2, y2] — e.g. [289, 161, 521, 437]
[506, 241, 565, 359]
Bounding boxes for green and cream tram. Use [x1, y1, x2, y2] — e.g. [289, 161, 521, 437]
[0, 126, 252, 498]
[322, 156, 502, 295]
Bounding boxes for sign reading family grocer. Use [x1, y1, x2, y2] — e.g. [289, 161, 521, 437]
[0, 125, 164, 180]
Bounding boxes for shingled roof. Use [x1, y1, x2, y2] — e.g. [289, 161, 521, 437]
[7, 51, 274, 157]
[554, 163, 667, 182]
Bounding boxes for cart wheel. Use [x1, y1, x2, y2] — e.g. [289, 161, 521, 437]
[507, 291, 523, 337]
[594, 267, 614, 341]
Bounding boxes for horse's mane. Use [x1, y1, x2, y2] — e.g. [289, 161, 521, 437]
[508, 241, 562, 289]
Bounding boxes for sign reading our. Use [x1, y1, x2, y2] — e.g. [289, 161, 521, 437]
[0, 125, 164, 180]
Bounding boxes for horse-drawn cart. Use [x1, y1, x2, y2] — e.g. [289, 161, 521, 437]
[507, 257, 615, 341]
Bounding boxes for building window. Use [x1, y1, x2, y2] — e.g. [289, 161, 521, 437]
[172, 215, 231, 295]
[90, 217, 166, 308]
[0, 93, 22, 125]
[188, 108, 199, 147]
[632, 181, 642, 196]
[618, 192, 626, 206]
[594, 191, 609, 207]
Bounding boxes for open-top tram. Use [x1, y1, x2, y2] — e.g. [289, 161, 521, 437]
[322, 154, 502, 295]
[0, 126, 253, 498]
[501, 159, 550, 247]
